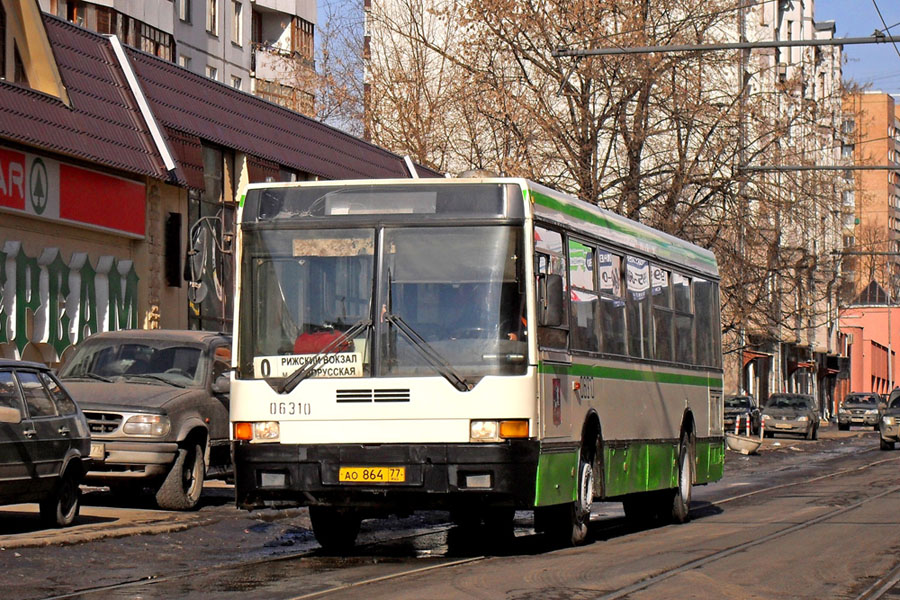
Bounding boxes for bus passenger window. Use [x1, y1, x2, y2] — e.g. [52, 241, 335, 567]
[625, 256, 650, 358]
[597, 251, 625, 355]
[673, 273, 694, 363]
[568, 239, 599, 353]
[651, 266, 673, 362]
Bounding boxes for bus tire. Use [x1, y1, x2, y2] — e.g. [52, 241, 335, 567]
[310, 506, 361, 553]
[536, 448, 593, 546]
[671, 433, 693, 524]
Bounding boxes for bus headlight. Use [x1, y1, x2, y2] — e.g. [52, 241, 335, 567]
[470, 420, 528, 442]
[234, 421, 280, 441]
[123, 414, 170, 437]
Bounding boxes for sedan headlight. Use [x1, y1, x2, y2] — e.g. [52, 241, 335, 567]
[797, 415, 808, 422]
[123, 414, 170, 437]
[762, 414, 772, 421]
[838, 408, 849, 415]
[883, 416, 896, 426]
[865, 409, 878, 415]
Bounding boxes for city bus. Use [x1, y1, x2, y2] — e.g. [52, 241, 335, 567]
[230, 178, 724, 550]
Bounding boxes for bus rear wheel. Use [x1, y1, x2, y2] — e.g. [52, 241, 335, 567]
[670, 433, 693, 523]
[309, 506, 361, 553]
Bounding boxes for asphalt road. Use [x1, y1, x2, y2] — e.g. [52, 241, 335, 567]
[2, 424, 896, 599]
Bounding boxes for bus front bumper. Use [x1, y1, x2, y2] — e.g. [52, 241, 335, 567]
[233, 441, 540, 512]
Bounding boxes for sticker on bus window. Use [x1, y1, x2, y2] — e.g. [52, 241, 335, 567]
[253, 353, 364, 379]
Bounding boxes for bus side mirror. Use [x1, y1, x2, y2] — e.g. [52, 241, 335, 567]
[538, 273, 564, 327]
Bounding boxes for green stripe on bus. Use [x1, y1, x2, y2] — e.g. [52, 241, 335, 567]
[527, 189, 717, 271]
[538, 362, 723, 388]
[239, 194, 246, 208]
[534, 450, 579, 506]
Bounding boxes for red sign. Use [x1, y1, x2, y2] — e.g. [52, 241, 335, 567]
[0, 148, 26, 210]
[0, 146, 145, 238]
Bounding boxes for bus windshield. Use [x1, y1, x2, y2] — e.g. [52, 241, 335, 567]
[382, 226, 525, 379]
[239, 225, 526, 382]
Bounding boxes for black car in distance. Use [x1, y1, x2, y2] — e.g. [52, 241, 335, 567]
[724, 394, 761, 435]
[0, 360, 91, 527]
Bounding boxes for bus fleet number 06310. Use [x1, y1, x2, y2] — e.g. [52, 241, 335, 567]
[269, 401, 312, 416]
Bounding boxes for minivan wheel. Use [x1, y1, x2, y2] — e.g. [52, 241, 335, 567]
[156, 442, 205, 510]
[40, 469, 80, 527]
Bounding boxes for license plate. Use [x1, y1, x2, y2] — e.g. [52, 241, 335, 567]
[338, 466, 405, 483]
[89, 442, 105, 460]
[774, 423, 792, 429]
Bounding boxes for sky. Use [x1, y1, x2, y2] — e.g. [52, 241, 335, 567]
[312, 0, 900, 93]
[814, 0, 900, 94]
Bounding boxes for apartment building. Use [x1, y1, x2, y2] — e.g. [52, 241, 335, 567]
[735, 0, 849, 414]
[38, 0, 317, 115]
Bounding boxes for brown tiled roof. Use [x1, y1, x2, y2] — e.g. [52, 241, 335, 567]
[0, 15, 171, 181]
[125, 46, 440, 181]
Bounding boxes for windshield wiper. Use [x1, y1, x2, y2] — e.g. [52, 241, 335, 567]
[73, 373, 113, 383]
[124, 374, 186, 388]
[384, 312, 471, 392]
[270, 318, 371, 395]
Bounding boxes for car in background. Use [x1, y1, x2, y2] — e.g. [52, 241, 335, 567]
[58, 330, 232, 510]
[880, 389, 900, 450]
[0, 359, 90, 527]
[724, 394, 761, 435]
[837, 392, 883, 431]
[761, 393, 819, 440]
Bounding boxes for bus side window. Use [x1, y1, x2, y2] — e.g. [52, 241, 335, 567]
[534, 225, 569, 349]
[568, 239, 599, 353]
[651, 265, 673, 362]
[625, 256, 651, 358]
[597, 250, 626, 355]
[673, 273, 694, 364]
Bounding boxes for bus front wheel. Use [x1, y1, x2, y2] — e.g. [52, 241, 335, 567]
[310, 506, 361, 553]
[535, 450, 592, 546]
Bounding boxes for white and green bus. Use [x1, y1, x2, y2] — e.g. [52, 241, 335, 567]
[231, 178, 724, 550]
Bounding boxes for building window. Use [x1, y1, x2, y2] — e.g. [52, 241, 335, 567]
[291, 17, 314, 62]
[206, 65, 218, 80]
[138, 22, 173, 61]
[231, 0, 242, 46]
[179, 54, 191, 69]
[67, 0, 86, 26]
[231, 76, 241, 90]
[207, 0, 218, 35]
[179, 0, 191, 23]
[841, 144, 854, 159]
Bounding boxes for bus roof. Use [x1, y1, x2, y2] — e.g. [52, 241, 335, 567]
[241, 177, 719, 278]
